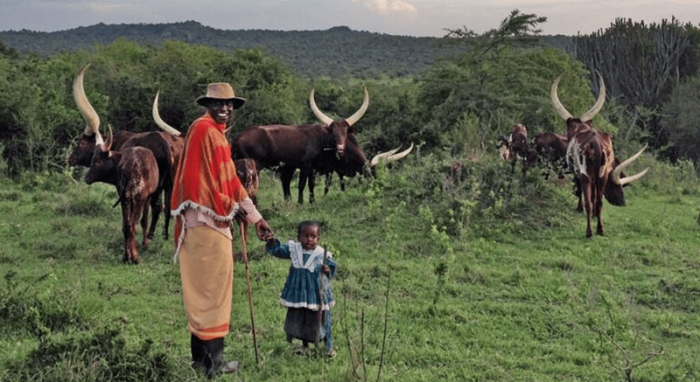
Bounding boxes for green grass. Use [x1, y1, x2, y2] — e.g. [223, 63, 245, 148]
[0, 166, 699, 382]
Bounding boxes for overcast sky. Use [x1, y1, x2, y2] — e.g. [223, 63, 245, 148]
[1, 0, 698, 37]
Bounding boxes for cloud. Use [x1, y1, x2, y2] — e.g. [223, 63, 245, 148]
[83, 2, 126, 14]
[346, 0, 417, 13]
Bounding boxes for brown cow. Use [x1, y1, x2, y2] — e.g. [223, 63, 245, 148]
[317, 135, 413, 195]
[498, 124, 536, 172]
[71, 64, 178, 239]
[232, 87, 369, 204]
[85, 127, 160, 264]
[552, 71, 648, 237]
[532, 132, 569, 179]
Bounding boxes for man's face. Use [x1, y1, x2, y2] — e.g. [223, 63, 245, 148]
[207, 99, 234, 124]
[298, 225, 319, 251]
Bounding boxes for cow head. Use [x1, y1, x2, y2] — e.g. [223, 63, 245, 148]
[334, 136, 413, 178]
[551, 71, 606, 141]
[605, 145, 650, 206]
[85, 125, 119, 184]
[309, 87, 369, 157]
[68, 63, 104, 167]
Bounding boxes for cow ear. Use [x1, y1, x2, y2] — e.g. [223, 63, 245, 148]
[584, 119, 593, 125]
[348, 125, 358, 135]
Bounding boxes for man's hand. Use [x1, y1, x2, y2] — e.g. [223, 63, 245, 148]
[255, 219, 274, 241]
[234, 208, 248, 225]
[321, 265, 331, 276]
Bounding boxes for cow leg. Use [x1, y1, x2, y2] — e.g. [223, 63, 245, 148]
[324, 173, 332, 195]
[308, 170, 316, 204]
[595, 179, 606, 236]
[129, 199, 142, 264]
[573, 179, 583, 212]
[140, 197, 150, 250]
[146, 188, 162, 240]
[297, 168, 309, 204]
[162, 179, 173, 239]
[580, 179, 593, 238]
[280, 168, 294, 201]
[121, 200, 133, 263]
[339, 174, 346, 192]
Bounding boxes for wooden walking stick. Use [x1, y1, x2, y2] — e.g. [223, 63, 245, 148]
[316, 246, 328, 347]
[239, 221, 260, 365]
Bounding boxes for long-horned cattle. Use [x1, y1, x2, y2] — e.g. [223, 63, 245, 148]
[231, 87, 370, 204]
[85, 126, 160, 264]
[532, 131, 569, 179]
[551, 71, 648, 237]
[71, 64, 179, 239]
[317, 134, 413, 195]
[152, 92, 258, 243]
[497, 124, 536, 173]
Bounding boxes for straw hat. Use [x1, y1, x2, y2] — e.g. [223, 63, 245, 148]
[196, 83, 246, 108]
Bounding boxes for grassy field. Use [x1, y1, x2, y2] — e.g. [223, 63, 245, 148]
[0, 164, 699, 382]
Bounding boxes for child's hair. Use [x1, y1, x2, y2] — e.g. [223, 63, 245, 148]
[297, 220, 321, 237]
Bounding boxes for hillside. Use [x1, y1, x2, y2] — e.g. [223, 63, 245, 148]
[0, 21, 572, 78]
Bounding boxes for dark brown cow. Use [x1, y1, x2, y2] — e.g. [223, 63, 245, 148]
[532, 132, 569, 178]
[232, 87, 369, 204]
[318, 135, 413, 194]
[534, 132, 568, 163]
[85, 127, 160, 264]
[552, 72, 648, 237]
[71, 64, 179, 239]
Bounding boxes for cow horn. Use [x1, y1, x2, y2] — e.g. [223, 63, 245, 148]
[73, 63, 101, 137]
[309, 88, 334, 126]
[386, 142, 413, 162]
[96, 124, 113, 152]
[611, 144, 649, 186]
[345, 86, 370, 127]
[580, 71, 606, 122]
[370, 146, 401, 167]
[551, 74, 573, 120]
[152, 90, 181, 137]
[370, 143, 413, 167]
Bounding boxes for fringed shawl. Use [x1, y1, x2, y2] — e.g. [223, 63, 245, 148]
[171, 114, 248, 258]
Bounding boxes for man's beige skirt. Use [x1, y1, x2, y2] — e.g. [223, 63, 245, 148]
[179, 225, 233, 340]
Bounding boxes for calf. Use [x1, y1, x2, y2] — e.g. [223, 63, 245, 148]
[85, 127, 160, 263]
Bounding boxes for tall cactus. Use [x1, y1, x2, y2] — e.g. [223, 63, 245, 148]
[570, 17, 699, 146]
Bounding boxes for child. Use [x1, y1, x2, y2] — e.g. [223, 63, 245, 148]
[266, 220, 336, 356]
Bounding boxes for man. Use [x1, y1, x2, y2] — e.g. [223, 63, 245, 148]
[171, 83, 273, 377]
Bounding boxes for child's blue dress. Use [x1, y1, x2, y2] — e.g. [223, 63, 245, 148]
[267, 239, 337, 347]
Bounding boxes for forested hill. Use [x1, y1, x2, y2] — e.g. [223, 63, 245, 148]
[0, 21, 572, 78]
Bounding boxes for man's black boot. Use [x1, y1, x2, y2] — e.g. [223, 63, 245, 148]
[202, 337, 238, 377]
[191, 333, 206, 369]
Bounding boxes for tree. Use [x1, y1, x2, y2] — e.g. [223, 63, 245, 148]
[416, 10, 597, 155]
[571, 17, 700, 150]
[660, 74, 700, 163]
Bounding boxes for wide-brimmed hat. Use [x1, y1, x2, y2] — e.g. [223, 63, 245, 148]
[196, 83, 246, 109]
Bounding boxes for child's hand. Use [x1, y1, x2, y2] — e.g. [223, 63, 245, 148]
[321, 265, 331, 276]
